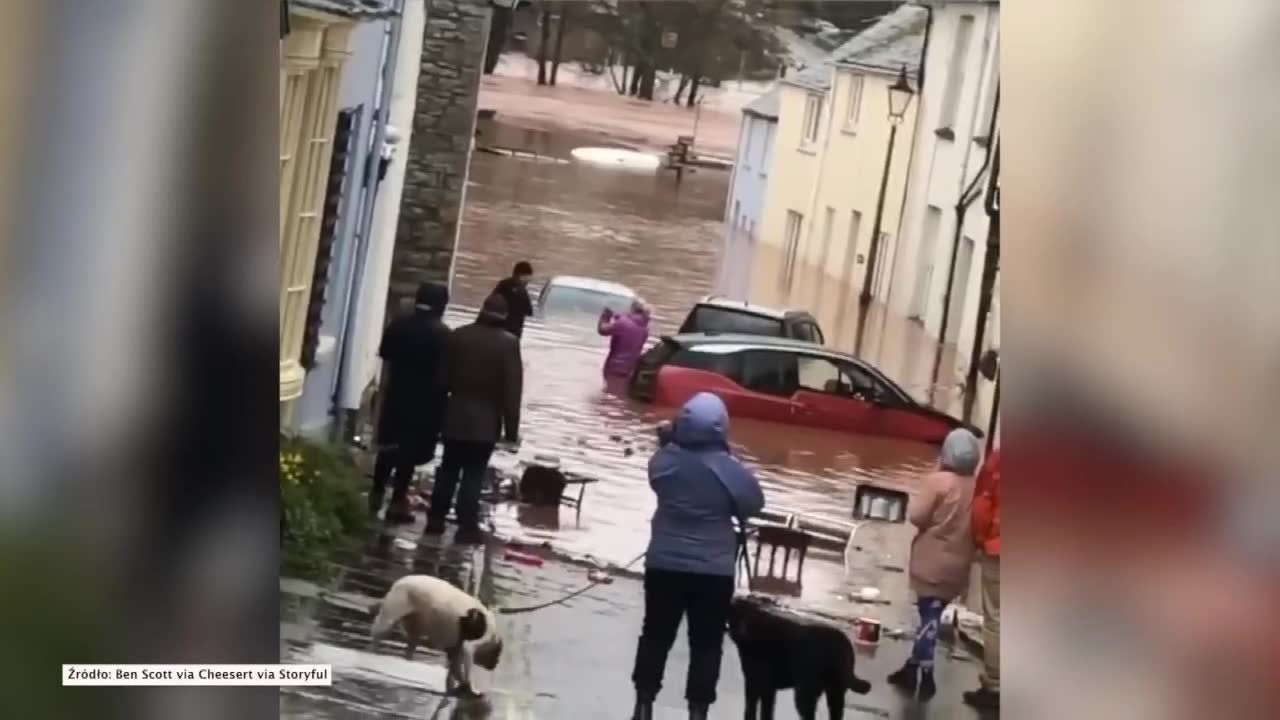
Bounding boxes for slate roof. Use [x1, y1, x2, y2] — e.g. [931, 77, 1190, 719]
[742, 88, 781, 121]
[784, 4, 927, 92]
[290, 0, 399, 20]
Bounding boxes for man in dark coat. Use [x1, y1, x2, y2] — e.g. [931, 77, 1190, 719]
[491, 260, 534, 339]
[371, 282, 452, 524]
[425, 294, 523, 544]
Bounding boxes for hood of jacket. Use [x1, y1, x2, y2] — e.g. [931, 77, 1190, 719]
[940, 428, 981, 476]
[672, 392, 729, 450]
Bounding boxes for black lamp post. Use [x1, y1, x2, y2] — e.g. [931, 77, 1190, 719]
[859, 66, 915, 306]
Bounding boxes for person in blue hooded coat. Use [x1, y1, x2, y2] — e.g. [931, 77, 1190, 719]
[630, 392, 765, 720]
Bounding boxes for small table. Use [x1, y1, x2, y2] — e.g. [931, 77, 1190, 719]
[558, 471, 600, 526]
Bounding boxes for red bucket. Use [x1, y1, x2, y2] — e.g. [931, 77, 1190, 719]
[852, 617, 882, 645]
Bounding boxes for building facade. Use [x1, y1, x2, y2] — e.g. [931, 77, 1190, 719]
[717, 90, 779, 302]
[885, 1, 999, 352]
[293, 5, 404, 436]
[748, 5, 926, 331]
[280, 1, 395, 416]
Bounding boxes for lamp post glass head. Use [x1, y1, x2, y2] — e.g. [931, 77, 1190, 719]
[887, 65, 915, 122]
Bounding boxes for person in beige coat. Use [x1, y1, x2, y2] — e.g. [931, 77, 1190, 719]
[887, 428, 982, 701]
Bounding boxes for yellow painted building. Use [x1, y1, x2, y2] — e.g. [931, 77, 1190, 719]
[279, 2, 377, 413]
[750, 6, 926, 345]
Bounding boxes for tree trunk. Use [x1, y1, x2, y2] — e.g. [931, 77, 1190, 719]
[550, 3, 571, 86]
[536, 5, 552, 86]
[686, 73, 702, 107]
[673, 74, 690, 105]
[484, 6, 511, 75]
[629, 63, 645, 95]
[638, 66, 656, 100]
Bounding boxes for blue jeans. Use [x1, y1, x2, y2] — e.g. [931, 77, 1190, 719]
[911, 596, 947, 668]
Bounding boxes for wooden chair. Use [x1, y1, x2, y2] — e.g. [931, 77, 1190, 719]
[747, 525, 811, 596]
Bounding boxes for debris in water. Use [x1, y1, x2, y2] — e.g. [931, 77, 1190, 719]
[504, 549, 545, 567]
[587, 569, 613, 584]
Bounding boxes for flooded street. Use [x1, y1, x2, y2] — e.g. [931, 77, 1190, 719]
[281, 121, 987, 719]
[453, 120, 944, 572]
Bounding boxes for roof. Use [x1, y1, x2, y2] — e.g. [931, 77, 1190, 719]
[290, 0, 398, 20]
[784, 4, 928, 92]
[545, 276, 637, 297]
[742, 89, 781, 121]
[694, 296, 812, 320]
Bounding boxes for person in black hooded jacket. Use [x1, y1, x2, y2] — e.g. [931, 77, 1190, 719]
[491, 261, 534, 339]
[371, 282, 452, 523]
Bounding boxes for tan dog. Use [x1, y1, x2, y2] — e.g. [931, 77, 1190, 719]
[370, 574, 504, 696]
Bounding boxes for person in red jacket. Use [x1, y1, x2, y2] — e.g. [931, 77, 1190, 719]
[964, 447, 1000, 710]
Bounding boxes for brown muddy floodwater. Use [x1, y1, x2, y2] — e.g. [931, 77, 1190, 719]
[445, 121, 948, 621]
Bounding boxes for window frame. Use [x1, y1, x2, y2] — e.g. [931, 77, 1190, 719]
[800, 93, 823, 148]
[781, 210, 804, 290]
[843, 73, 865, 133]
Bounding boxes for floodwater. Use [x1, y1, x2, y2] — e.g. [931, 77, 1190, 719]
[450, 120, 958, 617]
[280, 121, 989, 719]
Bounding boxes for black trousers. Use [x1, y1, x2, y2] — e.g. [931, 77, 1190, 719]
[632, 568, 736, 706]
[370, 449, 415, 510]
[428, 440, 495, 529]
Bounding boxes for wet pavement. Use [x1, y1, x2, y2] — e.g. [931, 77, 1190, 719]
[280, 120, 995, 718]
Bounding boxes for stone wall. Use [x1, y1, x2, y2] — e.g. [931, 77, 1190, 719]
[388, 0, 492, 311]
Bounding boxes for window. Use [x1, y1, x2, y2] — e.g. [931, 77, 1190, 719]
[541, 286, 633, 317]
[801, 94, 823, 147]
[844, 74, 864, 131]
[781, 210, 803, 290]
[797, 356, 846, 394]
[740, 351, 795, 396]
[872, 231, 891, 297]
[671, 348, 743, 379]
[742, 127, 754, 170]
[938, 15, 975, 134]
[793, 322, 819, 344]
[681, 306, 784, 336]
[759, 128, 773, 175]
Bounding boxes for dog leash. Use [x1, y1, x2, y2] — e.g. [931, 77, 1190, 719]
[495, 551, 648, 615]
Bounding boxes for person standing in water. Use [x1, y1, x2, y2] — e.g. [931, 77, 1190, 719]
[598, 299, 652, 380]
[491, 261, 535, 340]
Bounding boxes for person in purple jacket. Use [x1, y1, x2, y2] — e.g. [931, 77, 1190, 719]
[598, 298, 652, 379]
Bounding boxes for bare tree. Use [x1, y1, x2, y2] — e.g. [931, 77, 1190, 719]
[550, 1, 573, 86]
[536, 1, 553, 85]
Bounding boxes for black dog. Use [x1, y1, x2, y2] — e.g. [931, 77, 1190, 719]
[728, 596, 871, 720]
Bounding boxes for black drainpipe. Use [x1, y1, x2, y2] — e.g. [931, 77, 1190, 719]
[915, 3, 931, 93]
[937, 84, 998, 348]
[963, 136, 999, 423]
[281, 0, 290, 38]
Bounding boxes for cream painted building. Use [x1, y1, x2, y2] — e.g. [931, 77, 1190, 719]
[883, 0, 999, 427]
[749, 5, 927, 331]
[279, 1, 388, 414]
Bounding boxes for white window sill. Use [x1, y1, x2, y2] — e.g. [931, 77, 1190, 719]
[797, 145, 818, 156]
[841, 126, 860, 137]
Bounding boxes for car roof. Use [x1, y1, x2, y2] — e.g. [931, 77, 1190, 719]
[544, 275, 637, 297]
[692, 296, 813, 320]
[668, 333, 829, 353]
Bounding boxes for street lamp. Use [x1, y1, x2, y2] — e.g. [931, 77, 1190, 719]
[859, 66, 915, 306]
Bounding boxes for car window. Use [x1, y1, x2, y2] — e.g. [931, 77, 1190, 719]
[739, 350, 796, 396]
[670, 348, 741, 378]
[542, 286, 632, 317]
[793, 322, 818, 343]
[796, 355, 847, 393]
[681, 306, 784, 336]
[840, 361, 907, 405]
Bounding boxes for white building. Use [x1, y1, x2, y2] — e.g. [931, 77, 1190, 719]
[886, 0, 999, 369]
[717, 89, 779, 301]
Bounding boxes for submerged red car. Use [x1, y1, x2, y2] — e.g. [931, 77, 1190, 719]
[629, 334, 978, 445]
